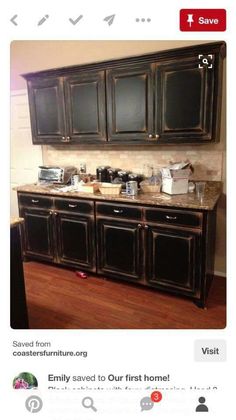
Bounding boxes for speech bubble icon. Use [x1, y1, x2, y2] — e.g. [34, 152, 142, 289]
[140, 396, 154, 411]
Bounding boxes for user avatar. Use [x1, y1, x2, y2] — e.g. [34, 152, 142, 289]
[13, 372, 38, 389]
[195, 396, 209, 412]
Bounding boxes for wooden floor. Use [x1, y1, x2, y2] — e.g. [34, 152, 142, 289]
[23, 261, 226, 329]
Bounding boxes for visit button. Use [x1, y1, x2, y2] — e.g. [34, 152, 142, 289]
[180, 9, 226, 31]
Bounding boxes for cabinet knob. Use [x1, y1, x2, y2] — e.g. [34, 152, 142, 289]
[137, 223, 142, 228]
[165, 215, 177, 221]
[49, 211, 53, 215]
[62, 136, 66, 140]
[144, 224, 149, 230]
[113, 209, 123, 214]
[66, 136, 71, 141]
[155, 134, 160, 139]
[54, 212, 58, 216]
[148, 134, 153, 139]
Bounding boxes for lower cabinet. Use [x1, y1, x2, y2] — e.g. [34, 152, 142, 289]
[21, 208, 54, 261]
[96, 218, 143, 281]
[18, 193, 216, 306]
[18, 194, 96, 272]
[56, 212, 95, 271]
[146, 225, 201, 295]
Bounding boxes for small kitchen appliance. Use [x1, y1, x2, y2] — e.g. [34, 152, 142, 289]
[38, 166, 77, 184]
[96, 166, 111, 182]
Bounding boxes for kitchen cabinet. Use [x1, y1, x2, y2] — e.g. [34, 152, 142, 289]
[96, 219, 143, 281]
[18, 194, 96, 271]
[18, 194, 54, 260]
[27, 71, 106, 144]
[64, 71, 106, 142]
[18, 191, 217, 307]
[106, 64, 154, 142]
[96, 202, 143, 281]
[23, 41, 225, 146]
[20, 208, 54, 261]
[145, 225, 201, 295]
[27, 77, 66, 144]
[55, 198, 96, 271]
[155, 56, 216, 143]
[95, 202, 209, 306]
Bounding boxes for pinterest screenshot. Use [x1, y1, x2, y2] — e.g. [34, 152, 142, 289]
[1, 0, 235, 418]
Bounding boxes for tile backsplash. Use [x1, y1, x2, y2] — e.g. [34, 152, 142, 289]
[43, 146, 224, 181]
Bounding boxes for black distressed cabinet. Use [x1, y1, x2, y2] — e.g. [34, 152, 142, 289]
[21, 207, 54, 261]
[155, 57, 216, 143]
[23, 42, 225, 145]
[56, 212, 95, 270]
[95, 202, 214, 307]
[18, 194, 96, 272]
[27, 71, 106, 144]
[106, 64, 154, 142]
[27, 77, 66, 144]
[146, 225, 201, 295]
[64, 71, 106, 142]
[18, 193, 216, 307]
[96, 218, 143, 281]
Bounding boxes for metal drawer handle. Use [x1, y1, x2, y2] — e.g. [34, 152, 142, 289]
[113, 209, 123, 214]
[31, 199, 39, 203]
[68, 204, 77, 208]
[166, 215, 177, 220]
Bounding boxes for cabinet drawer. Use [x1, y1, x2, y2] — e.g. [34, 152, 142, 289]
[18, 193, 52, 209]
[96, 202, 142, 220]
[55, 198, 94, 214]
[145, 207, 203, 228]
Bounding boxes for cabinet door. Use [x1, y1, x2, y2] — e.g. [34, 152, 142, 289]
[27, 77, 66, 144]
[155, 56, 216, 142]
[97, 219, 142, 281]
[64, 71, 106, 142]
[21, 208, 54, 261]
[146, 225, 202, 295]
[56, 213, 96, 271]
[106, 64, 154, 142]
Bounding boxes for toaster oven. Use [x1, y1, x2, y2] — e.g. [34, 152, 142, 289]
[38, 166, 77, 184]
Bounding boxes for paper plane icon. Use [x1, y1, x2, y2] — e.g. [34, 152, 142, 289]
[104, 14, 115, 26]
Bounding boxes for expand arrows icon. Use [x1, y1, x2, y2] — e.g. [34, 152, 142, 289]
[103, 14, 115, 26]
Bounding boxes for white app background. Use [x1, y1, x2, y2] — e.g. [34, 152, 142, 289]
[0, 0, 235, 419]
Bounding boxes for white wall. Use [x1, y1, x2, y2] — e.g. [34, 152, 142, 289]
[10, 90, 42, 217]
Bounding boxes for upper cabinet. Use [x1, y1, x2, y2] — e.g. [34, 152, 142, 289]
[155, 56, 216, 143]
[64, 71, 106, 142]
[23, 42, 225, 146]
[106, 64, 154, 142]
[27, 71, 106, 144]
[27, 77, 66, 143]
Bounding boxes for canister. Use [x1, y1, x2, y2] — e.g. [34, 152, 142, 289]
[126, 181, 138, 196]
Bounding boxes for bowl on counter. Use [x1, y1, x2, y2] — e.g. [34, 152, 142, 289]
[98, 183, 122, 195]
[139, 180, 161, 193]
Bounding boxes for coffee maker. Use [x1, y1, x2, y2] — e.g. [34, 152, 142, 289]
[128, 173, 144, 188]
[96, 166, 111, 182]
[107, 168, 120, 183]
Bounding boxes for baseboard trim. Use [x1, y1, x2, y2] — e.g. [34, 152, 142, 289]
[214, 270, 226, 278]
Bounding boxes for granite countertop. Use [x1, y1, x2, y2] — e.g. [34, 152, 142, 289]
[15, 181, 222, 211]
[10, 217, 24, 227]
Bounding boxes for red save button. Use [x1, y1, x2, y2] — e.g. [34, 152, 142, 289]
[180, 9, 226, 31]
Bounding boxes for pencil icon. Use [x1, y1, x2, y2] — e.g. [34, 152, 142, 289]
[38, 14, 49, 26]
